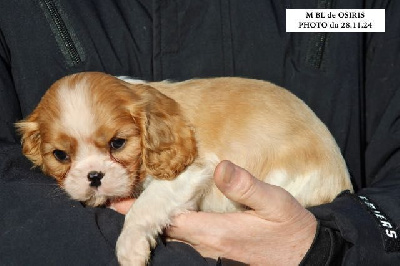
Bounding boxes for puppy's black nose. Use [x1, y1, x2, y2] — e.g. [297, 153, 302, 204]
[87, 171, 104, 187]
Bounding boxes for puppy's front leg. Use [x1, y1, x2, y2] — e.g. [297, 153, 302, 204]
[116, 159, 215, 265]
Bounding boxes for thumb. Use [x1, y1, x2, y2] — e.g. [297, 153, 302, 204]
[214, 160, 302, 221]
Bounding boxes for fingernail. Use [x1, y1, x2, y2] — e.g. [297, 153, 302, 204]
[220, 161, 235, 185]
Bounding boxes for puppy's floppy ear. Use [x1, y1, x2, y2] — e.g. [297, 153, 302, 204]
[132, 84, 197, 180]
[15, 113, 43, 167]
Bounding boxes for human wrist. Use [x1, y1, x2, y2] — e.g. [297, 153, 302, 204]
[274, 210, 317, 265]
[291, 212, 318, 264]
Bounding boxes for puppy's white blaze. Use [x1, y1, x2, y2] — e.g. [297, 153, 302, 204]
[57, 81, 96, 139]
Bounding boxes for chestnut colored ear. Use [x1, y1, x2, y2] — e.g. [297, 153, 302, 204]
[134, 85, 197, 180]
[15, 116, 43, 167]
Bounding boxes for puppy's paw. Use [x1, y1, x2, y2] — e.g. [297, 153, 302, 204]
[116, 227, 152, 266]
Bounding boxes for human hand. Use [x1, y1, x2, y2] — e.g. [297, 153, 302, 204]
[166, 161, 317, 265]
[110, 160, 317, 265]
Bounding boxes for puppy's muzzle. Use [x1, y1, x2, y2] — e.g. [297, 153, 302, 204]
[87, 171, 104, 187]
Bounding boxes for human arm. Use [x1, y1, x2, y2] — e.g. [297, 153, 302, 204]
[161, 18, 400, 265]
[0, 1, 212, 264]
[0, 2, 140, 264]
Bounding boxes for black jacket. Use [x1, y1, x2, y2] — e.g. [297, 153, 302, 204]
[1, 0, 400, 265]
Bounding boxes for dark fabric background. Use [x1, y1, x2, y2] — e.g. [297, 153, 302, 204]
[1, 0, 400, 265]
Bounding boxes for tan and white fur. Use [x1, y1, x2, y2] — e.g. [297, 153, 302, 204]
[16, 72, 353, 265]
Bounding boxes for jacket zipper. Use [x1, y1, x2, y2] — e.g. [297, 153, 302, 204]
[307, 32, 328, 69]
[305, 0, 332, 70]
[39, 0, 82, 66]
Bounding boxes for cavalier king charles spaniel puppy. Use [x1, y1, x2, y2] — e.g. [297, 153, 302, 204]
[16, 72, 353, 265]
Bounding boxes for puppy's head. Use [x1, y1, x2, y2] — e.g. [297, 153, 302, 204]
[16, 72, 197, 206]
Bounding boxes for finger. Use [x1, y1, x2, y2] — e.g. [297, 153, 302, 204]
[213, 160, 303, 221]
[166, 212, 237, 259]
[167, 212, 213, 242]
[109, 198, 136, 214]
[167, 212, 231, 244]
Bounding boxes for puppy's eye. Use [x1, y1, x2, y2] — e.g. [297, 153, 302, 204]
[53, 150, 70, 162]
[110, 138, 126, 150]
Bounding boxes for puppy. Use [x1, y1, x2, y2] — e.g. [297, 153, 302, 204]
[16, 72, 353, 265]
